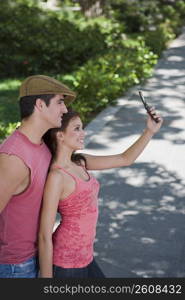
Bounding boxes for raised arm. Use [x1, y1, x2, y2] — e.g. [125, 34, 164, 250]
[0, 154, 29, 213]
[38, 169, 63, 278]
[83, 108, 163, 170]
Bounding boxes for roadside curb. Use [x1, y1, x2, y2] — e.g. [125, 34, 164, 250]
[84, 85, 140, 146]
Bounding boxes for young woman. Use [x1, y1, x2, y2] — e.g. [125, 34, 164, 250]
[39, 107, 163, 278]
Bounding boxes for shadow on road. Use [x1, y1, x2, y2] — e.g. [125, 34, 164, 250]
[94, 162, 185, 278]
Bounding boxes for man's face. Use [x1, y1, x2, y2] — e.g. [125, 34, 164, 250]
[43, 94, 68, 128]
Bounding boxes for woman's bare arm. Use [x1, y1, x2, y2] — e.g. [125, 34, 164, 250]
[38, 169, 64, 278]
[83, 109, 163, 170]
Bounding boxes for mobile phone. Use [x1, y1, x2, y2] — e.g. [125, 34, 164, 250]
[138, 90, 159, 123]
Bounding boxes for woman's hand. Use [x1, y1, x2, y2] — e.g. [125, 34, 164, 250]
[146, 106, 163, 134]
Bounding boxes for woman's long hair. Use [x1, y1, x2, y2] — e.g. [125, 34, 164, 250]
[43, 109, 87, 167]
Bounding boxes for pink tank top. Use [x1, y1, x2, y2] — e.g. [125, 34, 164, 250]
[0, 130, 51, 263]
[52, 165, 100, 268]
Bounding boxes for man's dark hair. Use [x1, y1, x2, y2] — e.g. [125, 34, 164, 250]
[19, 94, 55, 120]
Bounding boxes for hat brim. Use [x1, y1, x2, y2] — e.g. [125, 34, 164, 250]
[63, 93, 76, 105]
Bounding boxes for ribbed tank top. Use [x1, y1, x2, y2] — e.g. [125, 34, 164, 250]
[0, 130, 51, 263]
[52, 165, 100, 268]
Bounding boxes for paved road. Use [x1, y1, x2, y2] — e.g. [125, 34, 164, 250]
[83, 27, 185, 278]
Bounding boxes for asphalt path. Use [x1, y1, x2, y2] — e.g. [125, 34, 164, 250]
[83, 26, 185, 278]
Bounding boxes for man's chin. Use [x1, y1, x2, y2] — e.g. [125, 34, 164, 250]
[55, 120, 62, 128]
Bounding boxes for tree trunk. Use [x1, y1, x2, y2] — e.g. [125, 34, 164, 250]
[78, 0, 106, 18]
[46, 0, 59, 8]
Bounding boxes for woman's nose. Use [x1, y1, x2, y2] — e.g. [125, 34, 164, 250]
[81, 130, 85, 137]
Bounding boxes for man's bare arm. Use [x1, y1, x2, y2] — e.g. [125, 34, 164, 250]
[0, 154, 30, 213]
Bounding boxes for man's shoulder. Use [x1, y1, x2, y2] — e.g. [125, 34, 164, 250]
[0, 130, 33, 155]
[0, 130, 17, 149]
[0, 130, 28, 169]
[0, 152, 28, 174]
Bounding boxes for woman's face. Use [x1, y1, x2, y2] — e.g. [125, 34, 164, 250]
[61, 116, 85, 150]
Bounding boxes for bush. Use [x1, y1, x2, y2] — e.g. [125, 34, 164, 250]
[109, 0, 185, 33]
[144, 21, 176, 56]
[0, 122, 20, 143]
[0, 1, 107, 78]
[60, 38, 158, 124]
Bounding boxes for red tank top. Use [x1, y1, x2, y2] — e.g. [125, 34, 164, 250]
[52, 165, 100, 268]
[0, 130, 51, 263]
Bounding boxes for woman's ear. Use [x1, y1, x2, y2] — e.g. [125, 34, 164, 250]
[56, 131, 64, 142]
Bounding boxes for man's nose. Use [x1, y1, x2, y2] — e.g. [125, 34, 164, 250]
[62, 102, 68, 113]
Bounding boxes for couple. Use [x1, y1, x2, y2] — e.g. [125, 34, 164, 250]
[0, 75, 163, 278]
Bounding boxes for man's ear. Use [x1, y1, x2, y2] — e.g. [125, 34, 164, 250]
[35, 98, 45, 111]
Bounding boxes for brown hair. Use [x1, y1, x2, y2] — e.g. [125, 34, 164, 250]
[19, 94, 54, 120]
[43, 108, 87, 167]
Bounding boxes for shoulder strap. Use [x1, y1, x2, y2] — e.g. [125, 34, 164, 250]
[52, 164, 78, 182]
[80, 164, 91, 180]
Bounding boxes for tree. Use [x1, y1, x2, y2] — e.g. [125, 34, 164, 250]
[74, 0, 107, 17]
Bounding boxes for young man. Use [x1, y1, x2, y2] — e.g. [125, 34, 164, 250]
[0, 75, 76, 278]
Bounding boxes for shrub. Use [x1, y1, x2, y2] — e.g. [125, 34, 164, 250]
[0, 1, 107, 78]
[0, 122, 20, 143]
[60, 38, 158, 124]
[109, 0, 185, 34]
[144, 21, 176, 56]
